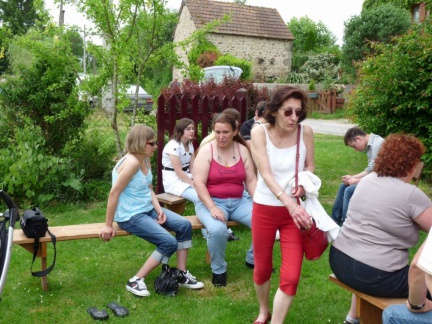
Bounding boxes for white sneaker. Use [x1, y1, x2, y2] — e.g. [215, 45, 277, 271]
[126, 277, 150, 297]
[179, 270, 204, 289]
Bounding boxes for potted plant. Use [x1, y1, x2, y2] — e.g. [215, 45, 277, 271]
[307, 80, 318, 99]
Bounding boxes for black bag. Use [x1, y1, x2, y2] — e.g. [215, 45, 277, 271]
[154, 264, 185, 296]
[20, 207, 56, 277]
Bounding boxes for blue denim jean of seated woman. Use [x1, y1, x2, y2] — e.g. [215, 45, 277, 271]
[329, 246, 409, 298]
[117, 208, 192, 264]
[195, 196, 254, 274]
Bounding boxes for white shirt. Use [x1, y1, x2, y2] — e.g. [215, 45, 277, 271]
[162, 139, 193, 196]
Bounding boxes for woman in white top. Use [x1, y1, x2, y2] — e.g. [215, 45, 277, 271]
[251, 86, 315, 324]
[162, 118, 199, 204]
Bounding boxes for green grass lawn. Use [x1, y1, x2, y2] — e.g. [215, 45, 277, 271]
[2, 133, 430, 323]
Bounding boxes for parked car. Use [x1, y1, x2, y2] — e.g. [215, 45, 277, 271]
[202, 65, 243, 84]
[76, 73, 99, 108]
[122, 84, 154, 114]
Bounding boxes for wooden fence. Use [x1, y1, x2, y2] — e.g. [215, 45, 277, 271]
[155, 90, 248, 193]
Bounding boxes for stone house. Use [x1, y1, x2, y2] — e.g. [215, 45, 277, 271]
[172, 0, 294, 82]
[411, 2, 429, 22]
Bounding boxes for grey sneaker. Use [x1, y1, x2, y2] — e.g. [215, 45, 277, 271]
[126, 278, 150, 297]
[179, 270, 204, 289]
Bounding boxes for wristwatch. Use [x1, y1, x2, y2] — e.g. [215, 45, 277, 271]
[408, 300, 425, 310]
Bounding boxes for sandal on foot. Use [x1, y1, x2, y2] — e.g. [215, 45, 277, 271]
[87, 307, 109, 320]
[107, 302, 129, 317]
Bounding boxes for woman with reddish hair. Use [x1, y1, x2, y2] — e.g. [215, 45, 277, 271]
[330, 134, 432, 324]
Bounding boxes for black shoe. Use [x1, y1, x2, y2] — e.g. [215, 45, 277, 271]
[212, 272, 226, 287]
[227, 232, 240, 241]
[245, 261, 254, 269]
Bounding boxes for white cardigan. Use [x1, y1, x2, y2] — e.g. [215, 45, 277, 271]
[288, 171, 340, 242]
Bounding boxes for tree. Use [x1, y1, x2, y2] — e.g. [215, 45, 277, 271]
[233, 0, 247, 4]
[0, 0, 42, 35]
[287, 16, 339, 72]
[342, 4, 411, 78]
[349, 18, 432, 172]
[0, 26, 91, 205]
[363, 0, 432, 10]
[67, 0, 222, 156]
[2, 26, 90, 153]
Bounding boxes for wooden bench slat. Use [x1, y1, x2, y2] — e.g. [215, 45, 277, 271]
[13, 215, 241, 292]
[13, 216, 240, 245]
[329, 274, 405, 310]
[155, 193, 186, 205]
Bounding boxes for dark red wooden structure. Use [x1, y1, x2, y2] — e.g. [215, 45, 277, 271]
[155, 90, 248, 193]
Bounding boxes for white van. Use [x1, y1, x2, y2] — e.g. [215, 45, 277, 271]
[202, 66, 243, 83]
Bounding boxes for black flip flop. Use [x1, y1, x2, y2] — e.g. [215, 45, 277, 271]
[107, 302, 129, 317]
[87, 307, 109, 320]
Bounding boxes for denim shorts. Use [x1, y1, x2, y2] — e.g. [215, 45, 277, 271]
[329, 245, 409, 298]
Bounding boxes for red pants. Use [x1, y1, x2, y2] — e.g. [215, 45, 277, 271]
[252, 202, 303, 296]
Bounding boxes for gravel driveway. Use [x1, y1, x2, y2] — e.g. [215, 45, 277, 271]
[302, 119, 356, 136]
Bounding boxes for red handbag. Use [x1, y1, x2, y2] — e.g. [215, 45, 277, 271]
[294, 124, 328, 260]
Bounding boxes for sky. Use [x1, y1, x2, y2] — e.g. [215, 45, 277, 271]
[46, 0, 365, 46]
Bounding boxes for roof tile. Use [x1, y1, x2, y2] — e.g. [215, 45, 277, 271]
[184, 0, 294, 40]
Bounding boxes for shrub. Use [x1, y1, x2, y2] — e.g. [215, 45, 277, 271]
[301, 53, 339, 83]
[215, 54, 252, 80]
[197, 51, 220, 68]
[160, 78, 270, 118]
[0, 120, 83, 207]
[187, 39, 219, 66]
[350, 18, 432, 176]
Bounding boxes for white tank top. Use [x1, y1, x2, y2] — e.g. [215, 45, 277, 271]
[254, 124, 307, 206]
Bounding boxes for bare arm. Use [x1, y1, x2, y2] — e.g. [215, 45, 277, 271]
[414, 206, 432, 232]
[239, 143, 257, 198]
[168, 154, 194, 187]
[406, 241, 432, 313]
[100, 156, 139, 241]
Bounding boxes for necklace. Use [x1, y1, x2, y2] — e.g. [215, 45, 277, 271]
[270, 130, 286, 147]
[217, 143, 236, 167]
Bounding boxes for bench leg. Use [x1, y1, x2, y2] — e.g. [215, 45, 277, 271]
[19, 242, 49, 292]
[356, 295, 383, 324]
[206, 250, 211, 264]
[162, 202, 186, 215]
[40, 243, 49, 292]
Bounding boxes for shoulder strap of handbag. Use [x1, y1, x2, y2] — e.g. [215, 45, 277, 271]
[294, 124, 301, 205]
[31, 229, 57, 277]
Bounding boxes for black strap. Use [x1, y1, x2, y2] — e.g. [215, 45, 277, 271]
[163, 165, 190, 172]
[294, 124, 301, 205]
[30, 229, 56, 277]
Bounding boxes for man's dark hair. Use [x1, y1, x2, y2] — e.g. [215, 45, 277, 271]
[344, 127, 367, 145]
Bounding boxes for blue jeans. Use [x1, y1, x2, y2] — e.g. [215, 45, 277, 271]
[383, 304, 432, 323]
[117, 208, 192, 264]
[181, 187, 201, 205]
[195, 196, 254, 274]
[331, 183, 357, 226]
[329, 246, 409, 297]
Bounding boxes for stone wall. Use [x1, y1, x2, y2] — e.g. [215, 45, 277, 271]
[172, 6, 293, 82]
[173, 6, 197, 81]
[206, 34, 292, 82]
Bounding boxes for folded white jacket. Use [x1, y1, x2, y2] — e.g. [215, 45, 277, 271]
[288, 171, 340, 242]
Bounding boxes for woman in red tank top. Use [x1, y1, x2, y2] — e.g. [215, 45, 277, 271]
[193, 113, 257, 287]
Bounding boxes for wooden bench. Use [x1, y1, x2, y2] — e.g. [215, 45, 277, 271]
[13, 216, 240, 292]
[156, 193, 186, 215]
[329, 274, 405, 324]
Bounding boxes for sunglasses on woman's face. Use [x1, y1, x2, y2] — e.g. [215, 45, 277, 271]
[282, 109, 304, 118]
[146, 141, 156, 146]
